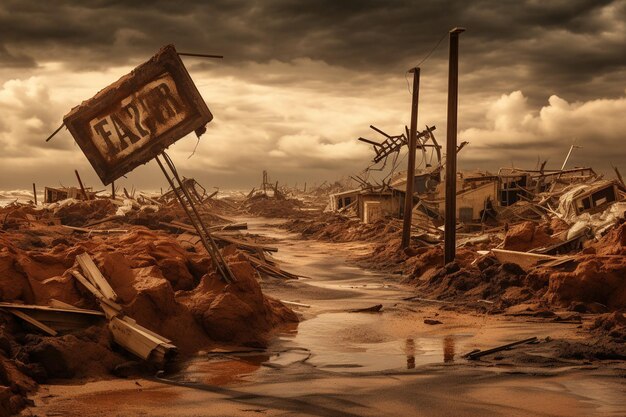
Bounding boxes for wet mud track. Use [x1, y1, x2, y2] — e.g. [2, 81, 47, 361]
[25, 217, 626, 417]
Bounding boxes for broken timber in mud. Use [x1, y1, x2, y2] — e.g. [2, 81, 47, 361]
[72, 253, 177, 364]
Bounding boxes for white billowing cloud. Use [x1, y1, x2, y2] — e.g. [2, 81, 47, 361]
[0, 58, 420, 189]
[0, 77, 63, 157]
[274, 132, 371, 163]
[0, 57, 624, 191]
[460, 90, 626, 171]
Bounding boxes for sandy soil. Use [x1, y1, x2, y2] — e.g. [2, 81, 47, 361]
[21, 218, 626, 417]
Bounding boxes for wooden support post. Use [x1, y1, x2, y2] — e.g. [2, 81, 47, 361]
[401, 67, 420, 250]
[614, 166, 626, 188]
[111, 181, 115, 199]
[32, 183, 37, 205]
[444, 27, 465, 265]
[75, 169, 89, 201]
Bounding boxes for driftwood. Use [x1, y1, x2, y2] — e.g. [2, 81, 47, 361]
[466, 337, 538, 360]
[348, 304, 383, 313]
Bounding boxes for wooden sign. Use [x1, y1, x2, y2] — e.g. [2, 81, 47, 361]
[63, 44, 212, 185]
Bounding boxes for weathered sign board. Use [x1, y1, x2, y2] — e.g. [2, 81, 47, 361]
[63, 44, 212, 185]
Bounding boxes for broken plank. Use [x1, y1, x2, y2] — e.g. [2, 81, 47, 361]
[70, 270, 122, 318]
[109, 316, 177, 364]
[0, 303, 105, 333]
[84, 215, 125, 228]
[63, 225, 128, 234]
[4, 310, 58, 336]
[76, 253, 118, 301]
[491, 249, 558, 271]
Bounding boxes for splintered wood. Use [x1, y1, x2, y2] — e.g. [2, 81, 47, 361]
[72, 253, 177, 365]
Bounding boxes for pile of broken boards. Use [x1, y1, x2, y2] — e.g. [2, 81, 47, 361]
[1, 253, 176, 365]
[6, 191, 301, 282]
[0, 196, 300, 416]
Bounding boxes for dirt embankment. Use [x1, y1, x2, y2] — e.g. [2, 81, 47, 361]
[400, 222, 626, 310]
[283, 213, 402, 242]
[0, 202, 298, 416]
[240, 195, 308, 218]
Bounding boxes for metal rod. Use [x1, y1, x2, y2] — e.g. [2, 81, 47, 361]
[155, 156, 228, 281]
[74, 169, 89, 200]
[561, 144, 581, 171]
[401, 67, 420, 250]
[444, 27, 465, 264]
[32, 183, 37, 205]
[178, 52, 224, 59]
[45, 123, 64, 142]
[358, 137, 382, 147]
[158, 153, 235, 282]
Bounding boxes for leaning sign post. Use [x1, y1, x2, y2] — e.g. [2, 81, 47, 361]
[60, 44, 234, 282]
[63, 44, 212, 185]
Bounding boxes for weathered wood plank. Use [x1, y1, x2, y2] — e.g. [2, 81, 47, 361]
[76, 253, 118, 301]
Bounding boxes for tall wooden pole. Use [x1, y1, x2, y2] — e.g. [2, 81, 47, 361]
[401, 67, 420, 250]
[444, 28, 465, 264]
[32, 183, 37, 205]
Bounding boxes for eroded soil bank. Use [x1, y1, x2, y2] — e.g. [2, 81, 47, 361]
[22, 218, 626, 417]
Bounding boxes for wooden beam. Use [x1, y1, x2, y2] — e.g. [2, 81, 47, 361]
[5, 310, 58, 336]
[76, 253, 118, 301]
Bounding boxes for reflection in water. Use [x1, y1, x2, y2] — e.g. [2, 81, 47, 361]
[405, 338, 416, 369]
[181, 353, 270, 386]
[443, 336, 455, 363]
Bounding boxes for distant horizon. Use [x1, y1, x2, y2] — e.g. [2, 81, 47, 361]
[1, 1, 625, 190]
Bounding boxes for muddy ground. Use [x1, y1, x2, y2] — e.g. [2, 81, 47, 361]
[21, 217, 626, 417]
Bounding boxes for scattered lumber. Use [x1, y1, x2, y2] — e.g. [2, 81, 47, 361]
[84, 214, 125, 228]
[491, 248, 559, 271]
[242, 253, 301, 280]
[63, 225, 128, 234]
[71, 256, 177, 365]
[0, 302, 104, 335]
[109, 316, 177, 364]
[76, 253, 118, 301]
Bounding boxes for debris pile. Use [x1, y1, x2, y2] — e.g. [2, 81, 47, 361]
[286, 152, 626, 325]
[0, 188, 300, 415]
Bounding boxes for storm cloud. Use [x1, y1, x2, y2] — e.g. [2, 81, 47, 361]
[0, 0, 624, 190]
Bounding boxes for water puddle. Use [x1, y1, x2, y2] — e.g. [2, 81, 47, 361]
[172, 218, 585, 386]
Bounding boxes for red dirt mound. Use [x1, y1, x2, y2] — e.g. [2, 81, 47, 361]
[544, 255, 626, 310]
[502, 221, 559, 252]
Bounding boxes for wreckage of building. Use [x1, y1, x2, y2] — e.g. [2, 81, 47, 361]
[44, 186, 96, 204]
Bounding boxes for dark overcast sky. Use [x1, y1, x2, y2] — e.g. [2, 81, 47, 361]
[0, 0, 625, 191]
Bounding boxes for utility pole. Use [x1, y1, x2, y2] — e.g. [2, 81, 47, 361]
[444, 27, 465, 264]
[401, 67, 420, 250]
